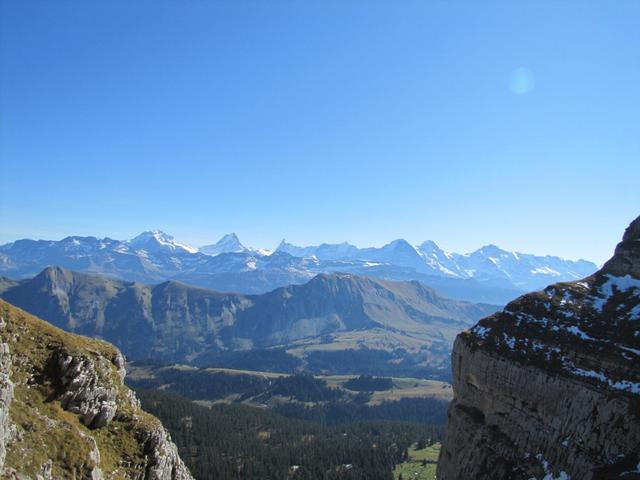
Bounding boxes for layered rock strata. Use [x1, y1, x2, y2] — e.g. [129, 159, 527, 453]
[438, 216, 640, 480]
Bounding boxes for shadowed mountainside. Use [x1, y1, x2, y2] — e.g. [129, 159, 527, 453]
[1, 268, 497, 377]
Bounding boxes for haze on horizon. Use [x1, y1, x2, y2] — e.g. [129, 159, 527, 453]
[1, 1, 639, 265]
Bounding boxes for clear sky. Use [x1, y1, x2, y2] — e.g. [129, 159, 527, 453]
[1, 1, 638, 264]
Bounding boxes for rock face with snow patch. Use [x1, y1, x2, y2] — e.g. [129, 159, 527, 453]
[437, 215, 640, 480]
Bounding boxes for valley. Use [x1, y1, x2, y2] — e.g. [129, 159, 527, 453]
[0, 299, 446, 480]
[125, 362, 452, 424]
[123, 354, 451, 480]
[137, 388, 444, 480]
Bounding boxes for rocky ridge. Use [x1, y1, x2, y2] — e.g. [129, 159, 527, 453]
[437, 216, 640, 480]
[0, 269, 497, 376]
[0, 300, 193, 480]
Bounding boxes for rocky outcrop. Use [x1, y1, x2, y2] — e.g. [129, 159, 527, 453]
[141, 426, 194, 480]
[0, 316, 14, 472]
[0, 299, 194, 480]
[437, 216, 640, 480]
[56, 353, 119, 429]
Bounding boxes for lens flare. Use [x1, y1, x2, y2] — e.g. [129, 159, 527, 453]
[508, 67, 536, 95]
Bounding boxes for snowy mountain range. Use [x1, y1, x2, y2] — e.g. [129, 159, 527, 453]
[276, 237, 596, 291]
[0, 230, 597, 304]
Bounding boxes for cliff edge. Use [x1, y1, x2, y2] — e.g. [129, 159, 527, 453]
[437, 216, 640, 480]
[0, 299, 193, 480]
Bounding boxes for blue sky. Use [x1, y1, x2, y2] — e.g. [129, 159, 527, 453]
[1, 1, 638, 264]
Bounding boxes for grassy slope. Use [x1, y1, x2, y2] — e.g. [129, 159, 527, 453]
[0, 300, 166, 479]
[393, 442, 441, 480]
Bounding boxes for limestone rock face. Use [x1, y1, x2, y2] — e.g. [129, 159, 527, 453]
[56, 353, 119, 429]
[0, 300, 194, 480]
[141, 426, 195, 480]
[437, 215, 640, 480]
[0, 318, 14, 471]
[601, 215, 640, 278]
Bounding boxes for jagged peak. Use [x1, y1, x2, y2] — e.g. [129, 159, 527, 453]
[418, 239, 441, 250]
[33, 265, 74, 283]
[473, 244, 509, 256]
[130, 229, 172, 242]
[217, 232, 241, 243]
[602, 214, 640, 278]
[274, 239, 289, 251]
[623, 215, 640, 242]
[382, 239, 420, 254]
[200, 232, 248, 256]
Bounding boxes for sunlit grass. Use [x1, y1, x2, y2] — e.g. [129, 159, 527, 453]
[393, 442, 440, 480]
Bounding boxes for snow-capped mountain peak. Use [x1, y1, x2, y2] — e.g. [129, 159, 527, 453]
[128, 230, 198, 254]
[0, 230, 599, 303]
[417, 239, 441, 251]
[200, 233, 248, 256]
[473, 244, 509, 257]
[385, 239, 416, 250]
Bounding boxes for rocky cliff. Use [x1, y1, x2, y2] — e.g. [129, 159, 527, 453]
[437, 216, 640, 480]
[0, 300, 193, 480]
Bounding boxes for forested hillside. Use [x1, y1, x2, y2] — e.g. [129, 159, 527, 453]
[137, 389, 444, 480]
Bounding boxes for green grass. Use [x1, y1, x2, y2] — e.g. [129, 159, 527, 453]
[393, 442, 441, 480]
[0, 300, 166, 479]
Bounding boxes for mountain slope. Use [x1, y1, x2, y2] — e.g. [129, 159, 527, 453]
[0, 300, 193, 479]
[437, 216, 640, 480]
[0, 268, 497, 376]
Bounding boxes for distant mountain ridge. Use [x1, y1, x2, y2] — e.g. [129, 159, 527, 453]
[0, 266, 498, 378]
[277, 237, 596, 291]
[0, 231, 597, 305]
